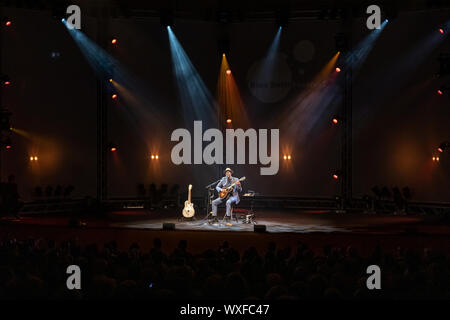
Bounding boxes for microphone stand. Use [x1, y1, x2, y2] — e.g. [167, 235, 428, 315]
[204, 179, 220, 219]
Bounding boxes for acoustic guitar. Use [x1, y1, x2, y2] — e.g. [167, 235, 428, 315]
[182, 184, 195, 218]
[219, 177, 246, 200]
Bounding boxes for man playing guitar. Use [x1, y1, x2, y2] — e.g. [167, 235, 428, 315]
[210, 168, 242, 223]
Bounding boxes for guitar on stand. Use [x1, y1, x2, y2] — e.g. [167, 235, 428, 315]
[181, 184, 195, 221]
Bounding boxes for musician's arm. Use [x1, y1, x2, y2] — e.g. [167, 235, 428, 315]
[216, 179, 223, 193]
[235, 179, 242, 192]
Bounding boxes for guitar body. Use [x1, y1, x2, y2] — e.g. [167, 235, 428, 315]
[182, 184, 195, 218]
[219, 177, 246, 199]
[182, 201, 195, 218]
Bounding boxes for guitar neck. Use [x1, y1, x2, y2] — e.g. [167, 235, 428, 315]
[188, 187, 191, 203]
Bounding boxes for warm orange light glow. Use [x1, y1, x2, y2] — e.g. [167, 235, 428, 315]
[439, 28, 444, 34]
[155, 155, 159, 159]
[34, 156, 38, 161]
[283, 155, 287, 160]
[30, 156, 34, 161]
[226, 119, 232, 124]
[112, 94, 118, 100]
[151, 155, 155, 160]
[335, 67, 341, 73]
[332, 118, 339, 124]
[110, 147, 117, 152]
[109, 79, 113, 83]
[436, 157, 440, 162]
[287, 155, 291, 160]
[111, 38, 117, 44]
[5, 21, 11, 27]
[217, 54, 249, 128]
[333, 174, 339, 179]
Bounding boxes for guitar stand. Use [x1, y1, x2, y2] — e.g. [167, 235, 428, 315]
[178, 216, 196, 222]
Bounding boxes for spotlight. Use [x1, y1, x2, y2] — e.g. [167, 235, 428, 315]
[432, 156, 436, 161]
[335, 67, 341, 73]
[335, 33, 348, 53]
[275, 8, 289, 28]
[160, 9, 174, 27]
[155, 155, 159, 160]
[332, 117, 340, 124]
[111, 38, 118, 45]
[30, 156, 34, 161]
[283, 155, 287, 160]
[437, 157, 440, 162]
[437, 89, 443, 95]
[34, 156, 38, 161]
[437, 141, 450, 153]
[226, 69, 231, 75]
[287, 155, 291, 160]
[218, 36, 230, 56]
[5, 145, 11, 150]
[151, 155, 155, 160]
[110, 147, 117, 152]
[112, 94, 118, 100]
[1, 75, 11, 86]
[439, 28, 445, 34]
[5, 20, 12, 27]
[109, 78, 113, 83]
[332, 170, 342, 180]
[226, 119, 232, 124]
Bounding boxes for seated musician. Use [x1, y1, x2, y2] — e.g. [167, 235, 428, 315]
[210, 168, 242, 223]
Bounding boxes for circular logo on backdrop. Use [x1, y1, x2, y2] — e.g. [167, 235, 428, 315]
[247, 53, 292, 104]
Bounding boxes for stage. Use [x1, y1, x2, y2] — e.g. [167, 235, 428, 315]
[2, 208, 450, 255]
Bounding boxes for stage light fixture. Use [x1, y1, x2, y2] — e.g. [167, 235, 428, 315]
[335, 67, 341, 73]
[226, 119, 232, 124]
[332, 170, 342, 180]
[5, 20, 12, 27]
[155, 155, 159, 159]
[111, 38, 118, 45]
[440, 28, 445, 34]
[283, 155, 287, 160]
[218, 36, 230, 56]
[5, 145, 11, 149]
[151, 155, 155, 160]
[287, 155, 291, 160]
[438, 142, 450, 153]
[160, 9, 174, 27]
[1, 75, 11, 86]
[110, 147, 117, 152]
[30, 156, 34, 161]
[109, 78, 113, 83]
[437, 89, 443, 95]
[275, 8, 289, 28]
[226, 69, 231, 75]
[112, 94, 118, 100]
[335, 33, 348, 53]
[332, 116, 340, 124]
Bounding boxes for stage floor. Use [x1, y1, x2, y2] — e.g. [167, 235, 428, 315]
[104, 209, 448, 235]
[2, 209, 450, 254]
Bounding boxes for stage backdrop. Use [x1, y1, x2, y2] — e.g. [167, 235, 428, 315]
[3, 7, 450, 202]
